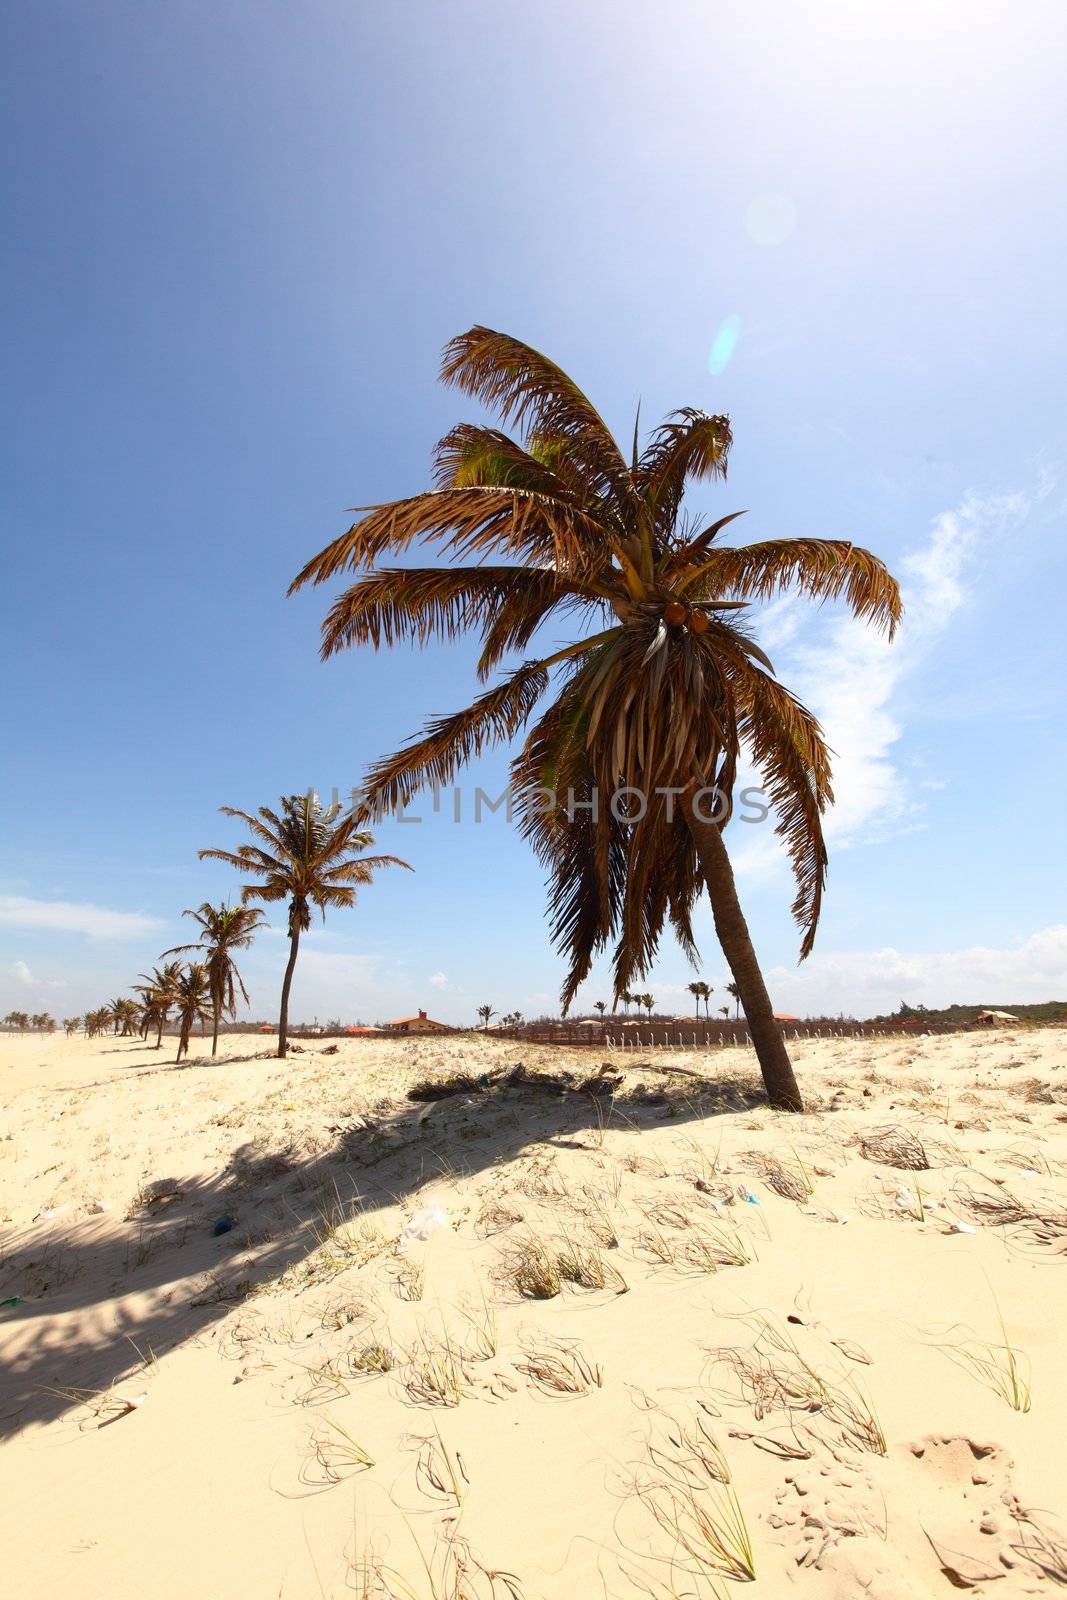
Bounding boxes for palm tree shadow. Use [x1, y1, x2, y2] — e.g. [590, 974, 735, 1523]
[0, 1067, 765, 1437]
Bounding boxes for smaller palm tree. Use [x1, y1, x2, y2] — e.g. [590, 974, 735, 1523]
[727, 981, 741, 1019]
[642, 993, 655, 1019]
[135, 962, 183, 1049]
[594, 999, 607, 1017]
[63, 1016, 81, 1037]
[164, 902, 267, 1055]
[719, 1004, 730, 1018]
[477, 1004, 495, 1030]
[687, 981, 704, 1020]
[200, 792, 412, 1059]
[174, 963, 212, 1062]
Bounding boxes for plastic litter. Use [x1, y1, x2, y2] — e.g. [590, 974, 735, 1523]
[738, 1187, 760, 1206]
[1, 1295, 21, 1309]
[398, 1201, 449, 1250]
[949, 1220, 977, 1234]
[213, 1217, 234, 1236]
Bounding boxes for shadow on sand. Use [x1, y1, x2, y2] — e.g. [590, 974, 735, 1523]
[0, 1053, 771, 1436]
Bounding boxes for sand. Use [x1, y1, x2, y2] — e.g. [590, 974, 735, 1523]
[1, 1025, 1065, 1597]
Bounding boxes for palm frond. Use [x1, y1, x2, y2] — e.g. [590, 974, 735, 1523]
[316, 564, 602, 662]
[680, 539, 902, 636]
[637, 408, 732, 535]
[440, 325, 635, 509]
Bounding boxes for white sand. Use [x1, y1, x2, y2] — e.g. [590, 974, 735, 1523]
[2, 1026, 1065, 1597]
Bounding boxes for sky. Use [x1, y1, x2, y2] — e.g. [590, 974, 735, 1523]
[2, 0, 1066, 1026]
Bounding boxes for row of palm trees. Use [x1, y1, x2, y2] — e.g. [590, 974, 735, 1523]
[3, 1011, 59, 1032]
[74, 792, 411, 1063]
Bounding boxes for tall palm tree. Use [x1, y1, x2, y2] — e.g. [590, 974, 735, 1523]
[173, 963, 212, 1063]
[290, 328, 900, 1111]
[477, 1004, 495, 1029]
[642, 994, 655, 1019]
[164, 902, 266, 1055]
[687, 981, 704, 1020]
[200, 793, 412, 1059]
[727, 980, 742, 1019]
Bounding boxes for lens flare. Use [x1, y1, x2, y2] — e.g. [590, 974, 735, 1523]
[708, 314, 741, 376]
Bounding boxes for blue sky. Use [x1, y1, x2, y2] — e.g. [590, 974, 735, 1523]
[2, 0, 1065, 1025]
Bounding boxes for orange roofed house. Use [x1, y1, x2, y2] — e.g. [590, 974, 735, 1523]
[388, 1008, 453, 1035]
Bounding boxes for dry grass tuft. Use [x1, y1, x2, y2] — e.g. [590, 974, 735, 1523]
[392, 1256, 426, 1302]
[499, 1237, 562, 1300]
[474, 1199, 524, 1238]
[555, 1235, 628, 1294]
[709, 1316, 886, 1456]
[349, 1528, 525, 1600]
[301, 1414, 374, 1486]
[516, 1335, 603, 1395]
[636, 1219, 753, 1274]
[952, 1175, 1067, 1246]
[401, 1326, 471, 1407]
[410, 1424, 470, 1506]
[743, 1150, 815, 1202]
[858, 1125, 930, 1170]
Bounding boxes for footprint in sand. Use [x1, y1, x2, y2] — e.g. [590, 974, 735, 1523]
[907, 1435, 1056, 1594]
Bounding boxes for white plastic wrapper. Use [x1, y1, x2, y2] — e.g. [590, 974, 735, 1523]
[397, 1201, 449, 1250]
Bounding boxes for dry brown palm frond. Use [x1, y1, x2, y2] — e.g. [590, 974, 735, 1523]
[677, 538, 901, 637]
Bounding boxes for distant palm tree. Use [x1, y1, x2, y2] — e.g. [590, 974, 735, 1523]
[200, 792, 412, 1058]
[594, 999, 607, 1016]
[135, 961, 184, 1049]
[164, 901, 267, 1055]
[63, 1017, 81, 1037]
[291, 327, 900, 1111]
[642, 993, 655, 1018]
[173, 963, 212, 1062]
[107, 998, 138, 1036]
[727, 980, 741, 1019]
[687, 981, 704, 1019]
[719, 1005, 730, 1018]
[477, 1004, 495, 1029]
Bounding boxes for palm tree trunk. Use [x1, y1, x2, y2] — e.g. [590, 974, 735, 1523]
[278, 922, 301, 1059]
[686, 802, 803, 1113]
[211, 997, 220, 1057]
[176, 1018, 190, 1063]
[156, 1015, 164, 1049]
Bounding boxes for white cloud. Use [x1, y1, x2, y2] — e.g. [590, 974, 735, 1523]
[7, 959, 64, 990]
[0, 895, 164, 941]
[428, 971, 449, 990]
[765, 924, 1067, 1017]
[733, 488, 1030, 878]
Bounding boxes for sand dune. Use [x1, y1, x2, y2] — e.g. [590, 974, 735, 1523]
[2, 1027, 1065, 1597]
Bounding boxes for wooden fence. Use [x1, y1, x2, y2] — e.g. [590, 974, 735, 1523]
[491, 1017, 968, 1049]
